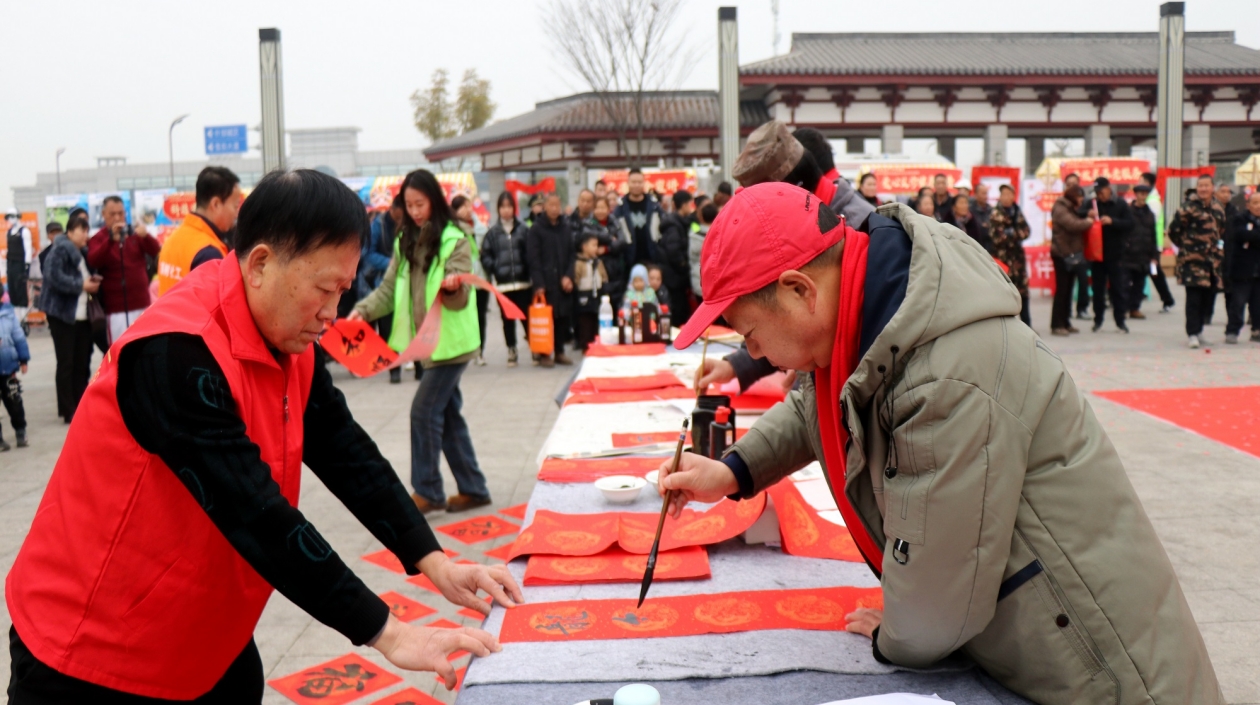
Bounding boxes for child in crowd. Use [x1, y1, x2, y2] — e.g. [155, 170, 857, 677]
[689, 203, 718, 303]
[0, 288, 31, 450]
[572, 232, 609, 351]
[647, 264, 671, 309]
[623, 264, 658, 315]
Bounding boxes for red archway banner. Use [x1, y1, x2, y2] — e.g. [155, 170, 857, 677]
[1155, 166, 1217, 204]
[971, 166, 1022, 199]
[505, 177, 556, 195]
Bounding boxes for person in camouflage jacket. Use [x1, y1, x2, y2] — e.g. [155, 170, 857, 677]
[988, 184, 1032, 325]
[1167, 174, 1227, 344]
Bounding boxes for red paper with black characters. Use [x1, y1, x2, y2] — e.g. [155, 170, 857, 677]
[569, 371, 685, 394]
[767, 480, 863, 563]
[562, 388, 697, 406]
[379, 590, 437, 622]
[267, 653, 401, 705]
[499, 585, 883, 643]
[584, 342, 668, 357]
[392, 274, 526, 366]
[507, 493, 765, 560]
[318, 319, 398, 377]
[537, 456, 664, 482]
[525, 545, 710, 586]
[436, 515, 519, 544]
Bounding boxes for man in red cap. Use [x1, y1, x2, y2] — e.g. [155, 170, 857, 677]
[660, 183, 1220, 704]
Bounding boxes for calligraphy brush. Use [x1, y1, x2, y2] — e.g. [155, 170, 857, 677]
[638, 417, 689, 608]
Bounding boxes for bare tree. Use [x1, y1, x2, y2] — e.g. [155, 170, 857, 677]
[548, 0, 700, 167]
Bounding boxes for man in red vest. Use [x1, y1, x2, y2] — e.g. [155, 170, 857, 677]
[657, 184, 1220, 704]
[7, 169, 520, 703]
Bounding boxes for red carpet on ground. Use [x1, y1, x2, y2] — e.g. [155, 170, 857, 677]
[1093, 386, 1260, 458]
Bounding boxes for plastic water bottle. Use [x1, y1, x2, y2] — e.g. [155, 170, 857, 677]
[598, 295, 615, 344]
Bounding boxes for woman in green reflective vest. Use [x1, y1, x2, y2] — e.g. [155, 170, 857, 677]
[351, 169, 490, 514]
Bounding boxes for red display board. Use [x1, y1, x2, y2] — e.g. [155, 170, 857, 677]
[1059, 158, 1150, 186]
[767, 480, 863, 562]
[524, 545, 711, 586]
[508, 494, 766, 560]
[971, 165, 1022, 199]
[868, 168, 962, 195]
[267, 653, 401, 705]
[499, 585, 883, 643]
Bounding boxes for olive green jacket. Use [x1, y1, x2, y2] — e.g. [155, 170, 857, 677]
[730, 203, 1221, 704]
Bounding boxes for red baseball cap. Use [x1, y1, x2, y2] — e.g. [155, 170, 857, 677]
[675, 182, 850, 349]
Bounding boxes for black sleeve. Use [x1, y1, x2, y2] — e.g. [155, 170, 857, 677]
[724, 346, 778, 393]
[1111, 202, 1133, 231]
[190, 245, 225, 271]
[302, 358, 443, 574]
[527, 224, 546, 292]
[116, 334, 390, 646]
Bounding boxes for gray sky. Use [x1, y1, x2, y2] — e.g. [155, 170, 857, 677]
[2, 0, 1256, 209]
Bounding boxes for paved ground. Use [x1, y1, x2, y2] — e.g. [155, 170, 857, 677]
[1, 294, 1259, 704]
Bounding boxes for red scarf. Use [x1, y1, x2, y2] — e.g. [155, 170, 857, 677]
[812, 228, 884, 573]
[813, 178, 837, 207]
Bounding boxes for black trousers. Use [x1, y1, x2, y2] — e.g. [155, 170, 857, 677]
[475, 288, 490, 354]
[500, 288, 531, 348]
[1051, 254, 1076, 331]
[1184, 286, 1218, 336]
[1124, 267, 1149, 313]
[666, 285, 691, 326]
[1, 373, 25, 438]
[1091, 260, 1128, 327]
[48, 317, 93, 421]
[574, 311, 600, 351]
[1226, 278, 1260, 335]
[1150, 265, 1175, 307]
[8, 627, 263, 704]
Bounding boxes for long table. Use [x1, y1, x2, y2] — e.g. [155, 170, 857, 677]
[457, 344, 1032, 705]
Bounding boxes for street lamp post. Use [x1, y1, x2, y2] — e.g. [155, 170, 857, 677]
[169, 114, 190, 188]
[55, 147, 65, 194]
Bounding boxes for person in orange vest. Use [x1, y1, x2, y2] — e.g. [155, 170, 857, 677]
[156, 166, 243, 296]
[6, 169, 520, 702]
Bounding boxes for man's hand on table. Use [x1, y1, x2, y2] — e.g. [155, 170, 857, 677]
[371, 614, 499, 689]
[420, 550, 525, 616]
[657, 453, 739, 519]
[845, 607, 882, 639]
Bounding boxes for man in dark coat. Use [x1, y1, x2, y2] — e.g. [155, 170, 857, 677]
[1224, 191, 1260, 344]
[1080, 177, 1133, 333]
[657, 191, 693, 325]
[988, 184, 1031, 325]
[1122, 184, 1161, 320]
[527, 194, 575, 367]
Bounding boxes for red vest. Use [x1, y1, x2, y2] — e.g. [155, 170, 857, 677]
[6, 254, 314, 699]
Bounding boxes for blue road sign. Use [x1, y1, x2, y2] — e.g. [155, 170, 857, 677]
[205, 124, 248, 155]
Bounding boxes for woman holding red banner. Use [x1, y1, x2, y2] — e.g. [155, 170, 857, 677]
[350, 169, 492, 514]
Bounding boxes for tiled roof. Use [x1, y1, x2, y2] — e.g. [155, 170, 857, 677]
[741, 32, 1260, 77]
[425, 91, 770, 157]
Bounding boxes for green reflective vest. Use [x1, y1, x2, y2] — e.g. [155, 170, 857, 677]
[387, 222, 481, 362]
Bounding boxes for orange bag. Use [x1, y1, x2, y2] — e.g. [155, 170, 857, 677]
[528, 291, 554, 356]
[1084, 199, 1104, 263]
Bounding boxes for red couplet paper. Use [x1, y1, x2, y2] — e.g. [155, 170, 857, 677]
[368, 687, 443, 705]
[525, 545, 710, 586]
[563, 388, 696, 406]
[1093, 386, 1260, 459]
[267, 653, 401, 705]
[537, 456, 664, 483]
[379, 590, 437, 623]
[318, 319, 399, 377]
[767, 480, 863, 563]
[611, 428, 747, 449]
[499, 585, 884, 643]
[569, 371, 685, 394]
[508, 494, 766, 560]
[437, 515, 519, 544]
[500, 503, 528, 519]
[585, 342, 668, 357]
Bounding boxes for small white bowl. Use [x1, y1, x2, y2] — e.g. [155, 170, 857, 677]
[595, 475, 647, 504]
[644, 470, 660, 492]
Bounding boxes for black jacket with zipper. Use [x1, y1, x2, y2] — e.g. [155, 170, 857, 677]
[480, 219, 530, 285]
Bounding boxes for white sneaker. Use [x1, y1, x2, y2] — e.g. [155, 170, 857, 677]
[1188, 335, 1200, 349]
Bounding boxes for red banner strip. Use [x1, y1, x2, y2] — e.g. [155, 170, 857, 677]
[537, 456, 665, 483]
[524, 545, 710, 586]
[767, 480, 864, 563]
[499, 585, 884, 643]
